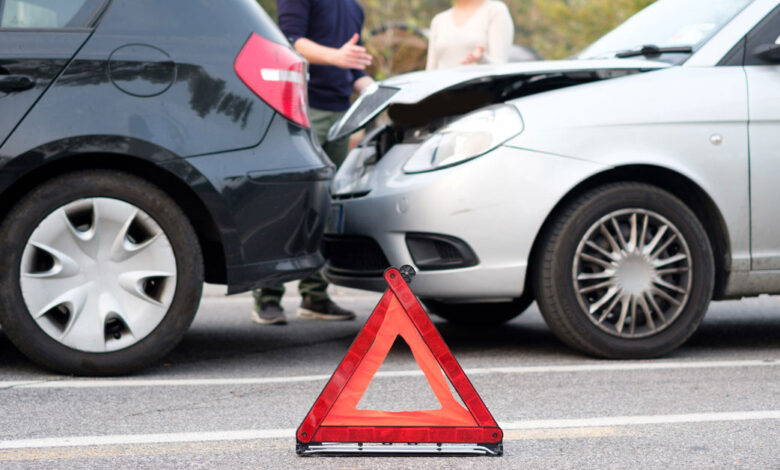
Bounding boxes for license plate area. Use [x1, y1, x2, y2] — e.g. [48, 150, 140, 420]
[327, 203, 345, 234]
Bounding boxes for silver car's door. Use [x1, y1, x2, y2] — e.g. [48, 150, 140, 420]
[745, 5, 780, 270]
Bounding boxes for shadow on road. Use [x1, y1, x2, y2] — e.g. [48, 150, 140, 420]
[165, 299, 780, 366]
[0, 298, 777, 375]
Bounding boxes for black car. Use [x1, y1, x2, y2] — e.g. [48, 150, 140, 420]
[0, 0, 333, 375]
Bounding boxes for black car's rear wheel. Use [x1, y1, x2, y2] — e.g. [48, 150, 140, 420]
[0, 170, 203, 375]
[533, 183, 714, 358]
[422, 293, 532, 325]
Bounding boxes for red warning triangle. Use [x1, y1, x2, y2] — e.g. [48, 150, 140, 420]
[296, 267, 502, 448]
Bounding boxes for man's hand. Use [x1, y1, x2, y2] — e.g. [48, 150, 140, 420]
[460, 45, 485, 65]
[294, 34, 373, 70]
[353, 76, 375, 95]
[330, 34, 372, 70]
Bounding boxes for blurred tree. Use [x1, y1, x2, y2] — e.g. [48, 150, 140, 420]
[364, 25, 429, 80]
[255, 0, 656, 72]
[520, 0, 654, 59]
[257, 0, 276, 19]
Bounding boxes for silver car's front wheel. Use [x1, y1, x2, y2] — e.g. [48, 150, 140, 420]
[20, 198, 178, 353]
[534, 183, 714, 358]
[0, 170, 203, 375]
[573, 209, 693, 339]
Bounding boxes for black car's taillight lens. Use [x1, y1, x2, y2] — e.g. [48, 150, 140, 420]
[234, 33, 310, 129]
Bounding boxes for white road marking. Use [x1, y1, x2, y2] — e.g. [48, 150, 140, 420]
[0, 375, 334, 389]
[0, 430, 292, 450]
[500, 410, 780, 429]
[0, 359, 776, 389]
[1, 410, 779, 450]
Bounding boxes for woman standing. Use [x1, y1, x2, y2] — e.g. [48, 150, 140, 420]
[426, 0, 514, 71]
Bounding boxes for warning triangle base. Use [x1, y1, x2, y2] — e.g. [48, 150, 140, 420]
[296, 266, 503, 457]
[297, 441, 503, 457]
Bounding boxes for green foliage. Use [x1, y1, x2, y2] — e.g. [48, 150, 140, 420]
[257, 0, 276, 19]
[360, 0, 450, 30]
[520, 0, 655, 59]
[255, 0, 655, 62]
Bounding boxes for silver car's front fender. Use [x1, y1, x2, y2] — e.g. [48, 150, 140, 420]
[505, 66, 750, 272]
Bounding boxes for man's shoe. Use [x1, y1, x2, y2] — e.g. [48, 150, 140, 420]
[297, 298, 356, 321]
[251, 301, 287, 325]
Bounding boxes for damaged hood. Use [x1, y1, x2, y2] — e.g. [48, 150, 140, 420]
[328, 58, 670, 141]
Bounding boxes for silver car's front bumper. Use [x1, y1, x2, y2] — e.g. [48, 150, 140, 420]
[325, 141, 606, 301]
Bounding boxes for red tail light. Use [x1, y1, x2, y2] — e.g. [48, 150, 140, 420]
[235, 33, 310, 128]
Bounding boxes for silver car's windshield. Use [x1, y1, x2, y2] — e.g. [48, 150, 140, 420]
[579, 0, 754, 63]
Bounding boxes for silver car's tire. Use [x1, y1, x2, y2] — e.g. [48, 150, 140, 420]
[0, 170, 203, 375]
[533, 183, 714, 358]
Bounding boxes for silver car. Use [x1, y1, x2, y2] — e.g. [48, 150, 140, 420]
[323, 0, 780, 358]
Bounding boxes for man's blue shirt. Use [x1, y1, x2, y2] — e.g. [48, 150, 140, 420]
[277, 0, 367, 112]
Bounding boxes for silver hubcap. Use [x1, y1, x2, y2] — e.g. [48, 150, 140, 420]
[572, 209, 692, 338]
[20, 198, 177, 352]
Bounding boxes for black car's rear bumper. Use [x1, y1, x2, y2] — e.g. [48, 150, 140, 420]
[227, 251, 325, 294]
[164, 114, 335, 294]
[222, 169, 334, 294]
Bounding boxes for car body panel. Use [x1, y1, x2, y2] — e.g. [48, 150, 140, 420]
[326, 0, 780, 302]
[329, 143, 607, 297]
[741, 3, 780, 270]
[0, 0, 333, 294]
[0, 31, 90, 146]
[746, 65, 780, 270]
[170, 114, 333, 293]
[503, 66, 751, 271]
[329, 59, 670, 140]
[381, 59, 671, 103]
[1, 0, 276, 160]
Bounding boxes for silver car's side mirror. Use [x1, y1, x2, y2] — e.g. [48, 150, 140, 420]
[754, 43, 780, 63]
[754, 36, 780, 63]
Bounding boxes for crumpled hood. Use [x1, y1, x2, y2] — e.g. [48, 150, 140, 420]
[328, 58, 671, 141]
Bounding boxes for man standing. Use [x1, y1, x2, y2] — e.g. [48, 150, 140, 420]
[252, 0, 375, 325]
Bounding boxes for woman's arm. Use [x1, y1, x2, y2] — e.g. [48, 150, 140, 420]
[482, 2, 514, 64]
[426, 16, 440, 71]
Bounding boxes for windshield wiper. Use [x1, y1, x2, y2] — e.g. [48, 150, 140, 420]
[615, 44, 693, 59]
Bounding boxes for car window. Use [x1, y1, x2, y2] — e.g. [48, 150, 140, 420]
[579, 0, 753, 64]
[745, 5, 780, 66]
[0, 0, 103, 29]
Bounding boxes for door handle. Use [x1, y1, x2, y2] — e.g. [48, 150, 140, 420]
[0, 75, 36, 92]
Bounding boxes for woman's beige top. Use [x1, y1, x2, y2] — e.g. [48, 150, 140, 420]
[426, 0, 514, 71]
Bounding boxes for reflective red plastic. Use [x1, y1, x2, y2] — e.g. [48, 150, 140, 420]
[234, 33, 310, 128]
[296, 267, 503, 445]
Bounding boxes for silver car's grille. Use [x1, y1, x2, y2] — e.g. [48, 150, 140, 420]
[328, 85, 398, 141]
[323, 235, 390, 277]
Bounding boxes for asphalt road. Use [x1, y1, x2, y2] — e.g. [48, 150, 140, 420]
[0, 284, 778, 469]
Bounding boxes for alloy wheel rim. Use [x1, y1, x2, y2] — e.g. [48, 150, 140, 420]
[572, 208, 692, 338]
[20, 198, 177, 352]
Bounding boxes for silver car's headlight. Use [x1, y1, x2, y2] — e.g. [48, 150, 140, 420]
[403, 105, 523, 174]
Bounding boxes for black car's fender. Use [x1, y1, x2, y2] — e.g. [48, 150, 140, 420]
[0, 135, 234, 285]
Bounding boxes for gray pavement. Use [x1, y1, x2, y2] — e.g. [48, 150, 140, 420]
[0, 284, 779, 468]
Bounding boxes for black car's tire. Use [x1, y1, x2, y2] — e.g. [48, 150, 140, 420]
[422, 293, 533, 325]
[0, 170, 204, 376]
[533, 183, 714, 358]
